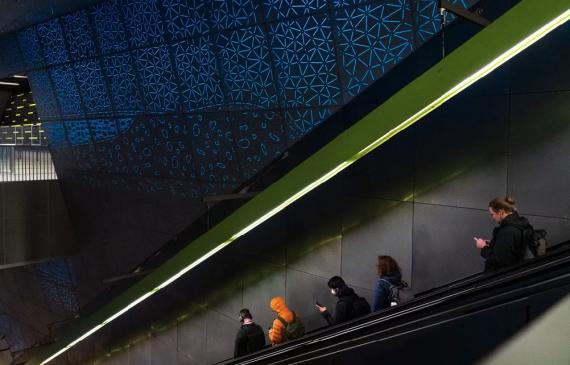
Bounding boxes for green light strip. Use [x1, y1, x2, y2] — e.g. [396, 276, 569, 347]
[33, 1, 570, 363]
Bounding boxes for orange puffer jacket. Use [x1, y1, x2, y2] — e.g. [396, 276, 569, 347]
[268, 296, 294, 344]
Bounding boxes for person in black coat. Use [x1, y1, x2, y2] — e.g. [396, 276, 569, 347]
[234, 309, 265, 358]
[315, 276, 369, 325]
[474, 197, 533, 272]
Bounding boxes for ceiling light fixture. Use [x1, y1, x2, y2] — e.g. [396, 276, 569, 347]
[33, 1, 569, 364]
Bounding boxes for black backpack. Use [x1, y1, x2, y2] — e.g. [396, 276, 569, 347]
[277, 311, 305, 341]
[519, 226, 548, 259]
[350, 295, 371, 318]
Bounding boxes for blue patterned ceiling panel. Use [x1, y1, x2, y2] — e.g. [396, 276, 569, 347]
[133, 46, 180, 112]
[92, 0, 129, 54]
[36, 19, 69, 66]
[117, 117, 135, 133]
[211, 0, 261, 32]
[102, 52, 146, 114]
[64, 120, 91, 145]
[189, 113, 241, 187]
[335, 0, 415, 99]
[162, 0, 211, 41]
[217, 26, 278, 110]
[119, 116, 198, 178]
[172, 37, 225, 111]
[16, 0, 472, 197]
[42, 121, 67, 147]
[61, 10, 97, 61]
[285, 107, 333, 145]
[50, 64, 83, 117]
[27, 71, 59, 119]
[90, 119, 118, 142]
[74, 59, 112, 115]
[231, 110, 285, 179]
[122, 0, 165, 48]
[71, 143, 100, 171]
[263, 0, 327, 21]
[270, 14, 342, 107]
[18, 27, 45, 70]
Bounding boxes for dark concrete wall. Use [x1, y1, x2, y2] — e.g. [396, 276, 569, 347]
[0, 180, 76, 267]
[84, 20, 569, 365]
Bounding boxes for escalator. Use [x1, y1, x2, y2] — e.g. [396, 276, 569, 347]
[220, 241, 570, 365]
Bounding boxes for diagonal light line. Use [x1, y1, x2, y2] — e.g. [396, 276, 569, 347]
[35, 1, 570, 364]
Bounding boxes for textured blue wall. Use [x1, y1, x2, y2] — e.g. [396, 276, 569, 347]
[12, 0, 475, 197]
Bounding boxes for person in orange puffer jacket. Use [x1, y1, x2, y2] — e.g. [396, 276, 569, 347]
[268, 296, 294, 345]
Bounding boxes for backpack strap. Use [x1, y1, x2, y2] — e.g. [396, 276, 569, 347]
[276, 311, 295, 326]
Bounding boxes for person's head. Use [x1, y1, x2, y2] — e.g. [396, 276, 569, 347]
[270, 296, 289, 314]
[238, 308, 252, 323]
[488, 197, 517, 223]
[377, 255, 401, 277]
[327, 276, 346, 296]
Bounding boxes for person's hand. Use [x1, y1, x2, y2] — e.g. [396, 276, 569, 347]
[474, 237, 489, 249]
[315, 304, 327, 313]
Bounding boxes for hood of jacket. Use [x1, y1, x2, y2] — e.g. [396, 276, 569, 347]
[270, 296, 290, 315]
[338, 287, 356, 298]
[501, 212, 531, 230]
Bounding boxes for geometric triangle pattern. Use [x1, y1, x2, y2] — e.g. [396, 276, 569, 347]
[14, 0, 478, 196]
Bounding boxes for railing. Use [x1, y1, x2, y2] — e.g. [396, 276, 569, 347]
[0, 145, 57, 182]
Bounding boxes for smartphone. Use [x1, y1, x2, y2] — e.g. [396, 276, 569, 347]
[315, 301, 323, 307]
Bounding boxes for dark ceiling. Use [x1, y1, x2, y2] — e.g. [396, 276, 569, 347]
[0, 0, 104, 36]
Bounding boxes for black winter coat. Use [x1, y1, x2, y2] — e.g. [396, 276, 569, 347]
[234, 322, 265, 358]
[321, 287, 359, 325]
[481, 212, 532, 272]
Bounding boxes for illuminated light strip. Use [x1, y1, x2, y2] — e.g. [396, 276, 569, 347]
[13, 75, 27, 78]
[0, 81, 19, 86]
[34, 2, 570, 364]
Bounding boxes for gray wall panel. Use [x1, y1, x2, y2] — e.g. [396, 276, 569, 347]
[287, 233, 341, 280]
[4, 217, 49, 263]
[414, 94, 509, 209]
[177, 351, 201, 365]
[341, 199, 413, 290]
[241, 263, 286, 332]
[413, 204, 488, 293]
[177, 311, 207, 365]
[208, 279, 243, 321]
[3, 181, 48, 219]
[509, 92, 570, 218]
[128, 339, 151, 365]
[342, 128, 415, 202]
[205, 310, 237, 364]
[151, 328, 178, 365]
[286, 269, 336, 332]
[511, 23, 570, 94]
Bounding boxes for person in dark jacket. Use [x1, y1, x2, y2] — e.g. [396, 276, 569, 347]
[474, 197, 533, 272]
[373, 255, 402, 311]
[234, 308, 265, 358]
[315, 276, 369, 325]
